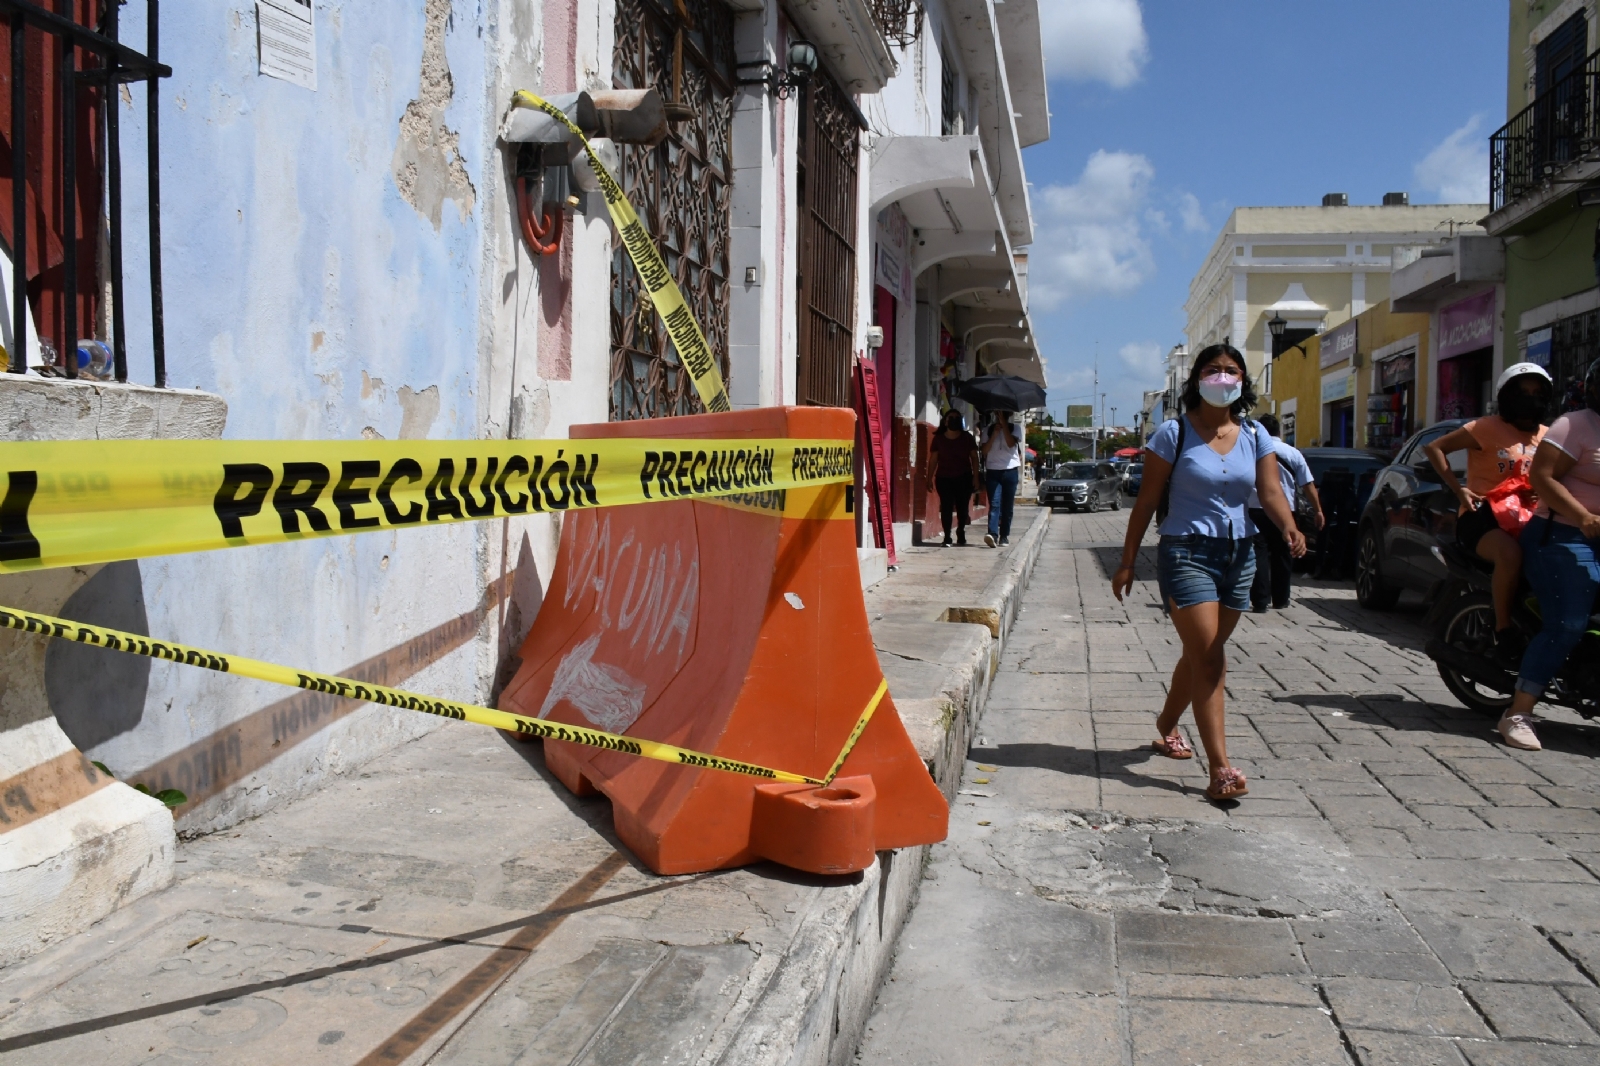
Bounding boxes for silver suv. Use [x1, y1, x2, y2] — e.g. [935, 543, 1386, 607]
[1038, 461, 1123, 513]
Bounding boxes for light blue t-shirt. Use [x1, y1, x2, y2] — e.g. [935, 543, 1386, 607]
[1147, 415, 1273, 540]
[1247, 438, 1313, 510]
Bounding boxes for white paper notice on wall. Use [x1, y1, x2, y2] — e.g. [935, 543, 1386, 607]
[0, 243, 43, 372]
[257, 0, 316, 90]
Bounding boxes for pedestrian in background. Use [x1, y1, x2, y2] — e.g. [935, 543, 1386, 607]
[1111, 343, 1306, 801]
[926, 410, 982, 546]
[982, 413, 1022, 547]
[1249, 412, 1320, 611]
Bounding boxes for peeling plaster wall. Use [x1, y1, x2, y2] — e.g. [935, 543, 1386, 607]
[57, 1, 609, 831]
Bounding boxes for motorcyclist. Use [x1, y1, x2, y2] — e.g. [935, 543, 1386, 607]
[1423, 363, 1552, 668]
[1504, 359, 1600, 751]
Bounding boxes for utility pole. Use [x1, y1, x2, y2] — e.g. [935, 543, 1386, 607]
[1092, 347, 1100, 461]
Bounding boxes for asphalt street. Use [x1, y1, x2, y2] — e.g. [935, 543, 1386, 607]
[857, 508, 1600, 1066]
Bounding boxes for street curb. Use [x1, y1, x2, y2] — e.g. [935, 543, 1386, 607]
[711, 510, 1051, 1066]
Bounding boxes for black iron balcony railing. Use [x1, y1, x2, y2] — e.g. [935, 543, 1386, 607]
[1490, 46, 1600, 213]
[0, 1, 171, 386]
[868, 0, 921, 50]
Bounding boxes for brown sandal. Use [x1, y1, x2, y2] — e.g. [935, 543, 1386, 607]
[1152, 734, 1194, 759]
[1206, 767, 1248, 801]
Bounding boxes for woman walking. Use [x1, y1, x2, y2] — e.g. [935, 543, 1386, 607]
[1111, 344, 1306, 801]
[982, 414, 1023, 547]
[926, 410, 983, 546]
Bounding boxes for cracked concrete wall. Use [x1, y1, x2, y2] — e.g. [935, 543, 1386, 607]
[34, 2, 585, 836]
[392, 0, 477, 229]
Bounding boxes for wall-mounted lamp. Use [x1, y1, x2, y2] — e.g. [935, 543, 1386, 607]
[737, 41, 820, 99]
[1267, 311, 1287, 359]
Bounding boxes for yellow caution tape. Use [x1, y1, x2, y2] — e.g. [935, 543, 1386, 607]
[0, 604, 828, 787]
[821, 679, 888, 785]
[0, 437, 854, 572]
[511, 89, 731, 415]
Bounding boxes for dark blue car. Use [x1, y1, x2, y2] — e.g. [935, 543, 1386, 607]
[1294, 446, 1392, 580]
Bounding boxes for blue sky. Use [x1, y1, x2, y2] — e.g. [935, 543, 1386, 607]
[1020, 0, 1508, 427]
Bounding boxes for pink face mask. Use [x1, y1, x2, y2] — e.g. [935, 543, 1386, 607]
[1198, 368, 1243, 408]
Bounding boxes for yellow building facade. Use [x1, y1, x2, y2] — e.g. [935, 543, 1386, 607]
[1265, 300, 1431, 456]
[1186, 204, 1484, 413]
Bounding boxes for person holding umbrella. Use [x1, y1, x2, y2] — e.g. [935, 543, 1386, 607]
[957, 374, 1047, 549]
[982, 413, 1024, 547]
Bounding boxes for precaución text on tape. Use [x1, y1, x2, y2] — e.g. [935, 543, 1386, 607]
[0, 438, 855, 572]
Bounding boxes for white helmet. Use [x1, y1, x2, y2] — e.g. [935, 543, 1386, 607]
[1495, 361, 1553, 392]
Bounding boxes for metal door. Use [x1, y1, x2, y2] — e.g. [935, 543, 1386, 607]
[796, 69, 859, 408]
[609, 0, 735, 421]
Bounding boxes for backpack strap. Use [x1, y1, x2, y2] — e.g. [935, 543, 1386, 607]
[1156, 416, 1186, 524]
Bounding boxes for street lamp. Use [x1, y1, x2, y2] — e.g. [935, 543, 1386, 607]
[1267, 312, 1287, 359]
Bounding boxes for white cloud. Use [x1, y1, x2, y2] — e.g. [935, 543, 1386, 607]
[1177, 192, 1208, 234]
[1117, 341, 1163, 378]
[1414, 116, 1490, 204]
[1029, 150, 1157, 309]
[1039, 0, 1149, 89]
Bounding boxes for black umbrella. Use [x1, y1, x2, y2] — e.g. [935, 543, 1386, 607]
[956, 374, 1047, 413]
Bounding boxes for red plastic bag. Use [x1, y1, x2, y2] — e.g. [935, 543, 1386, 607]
[1486, 474, 1538, 536]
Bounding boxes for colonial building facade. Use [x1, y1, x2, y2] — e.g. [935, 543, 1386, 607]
[0, 0, 1047, 961]
[1184, 202, 1486, 444]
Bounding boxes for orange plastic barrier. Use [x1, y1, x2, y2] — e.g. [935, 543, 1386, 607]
[498, 406, 948, 875]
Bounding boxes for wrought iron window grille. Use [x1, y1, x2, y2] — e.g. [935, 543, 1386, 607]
[1, 0, 170, 385]
[1490, 45, 1600, 214]
[610, 0, 735, 422]
[868, 0, 922, 49]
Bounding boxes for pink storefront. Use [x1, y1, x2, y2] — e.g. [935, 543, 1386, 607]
[1435, 291, 1497, 421]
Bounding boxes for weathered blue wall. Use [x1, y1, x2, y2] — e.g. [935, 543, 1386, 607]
[86, 1, 530, 828]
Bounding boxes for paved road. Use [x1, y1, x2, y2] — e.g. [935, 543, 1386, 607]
[858, 509, 1600, 1066]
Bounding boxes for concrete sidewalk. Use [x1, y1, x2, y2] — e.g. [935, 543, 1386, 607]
[0, 509, 1048, 1066]
[857, 509, 1600, 1066]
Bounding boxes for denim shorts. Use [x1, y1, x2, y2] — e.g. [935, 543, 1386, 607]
[1156, 534, 1257, 611]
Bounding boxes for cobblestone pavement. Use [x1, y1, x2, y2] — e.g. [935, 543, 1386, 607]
[858, 510, 1600, 1066]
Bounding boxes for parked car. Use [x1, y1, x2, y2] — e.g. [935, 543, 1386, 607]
[1039, 461, 1123, 513]
[1122, 462, 1143, 497]
[1294, 447, 1391, 578]
[1354, 420, 1470, 608]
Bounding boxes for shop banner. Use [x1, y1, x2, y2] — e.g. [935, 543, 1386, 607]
[1377, 352, 1416, 389]
[1438, 290, 1496, 361]
[1321, 370, 1354, 404]
[1526, 326, 1553, 367]
[1320, 319, 1357, 369]
[874, 204, 912, 304]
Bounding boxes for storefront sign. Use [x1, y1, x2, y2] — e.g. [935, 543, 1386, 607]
[874, 204, 912, 303]
[1526, 326, 1553, 367]
[1321, 370, 1354, 403]
[1320, 319, 1357, 369]
[1438, 290, 1496, 361]
[1377, 351, 1416, 390]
